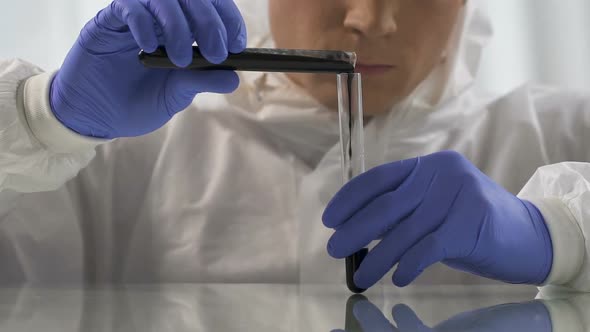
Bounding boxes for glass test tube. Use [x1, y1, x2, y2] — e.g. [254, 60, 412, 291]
[337, 73, 368, 294]
[337, 73, 366, 182]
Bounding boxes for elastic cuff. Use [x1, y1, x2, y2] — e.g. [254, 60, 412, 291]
[20, 72, 109, 153]
[526, 197, 585, 286]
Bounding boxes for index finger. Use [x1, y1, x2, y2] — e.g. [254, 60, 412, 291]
[179, 0, 229, 64]
[322, 157, 419, 229]
[211, 0, 247, 53]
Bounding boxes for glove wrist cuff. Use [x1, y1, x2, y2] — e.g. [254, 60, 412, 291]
[524, 197, 585, 286]
[21, 72, 109, 153]
[521, 200, 554, 284]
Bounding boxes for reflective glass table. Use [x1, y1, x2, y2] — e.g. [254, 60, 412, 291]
[0, 283, 585, 331]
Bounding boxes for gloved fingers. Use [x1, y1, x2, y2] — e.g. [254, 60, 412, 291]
[353, 300, 399, 332]
[163, 70, 239, 115]
[179, 0, 229, 64]
[434, 187, 484, 262]
[323, 157, 419, 229]
[96, 2, 127, 30]
[109, 0, 159, 52]
[391, 304, 432, 332]
[87, 1, 158, 53]
[209, 0, 247, 53]
[392, 233, 448, 287]
[390, 180, 463, 287]
[140, 0, 194, 67]
[352, 221, 426, 289]
[352, 174, 460, 289]
[326, 189, 423, 259]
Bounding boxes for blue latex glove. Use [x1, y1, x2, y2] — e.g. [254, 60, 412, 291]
[323, 151, 553, 289]
[333, 299, 552, 332]
[50, 0, 247, 139]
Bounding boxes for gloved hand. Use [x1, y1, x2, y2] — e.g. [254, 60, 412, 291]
[50, 0, 247, 139]
[332, 298, 552, 332]
[323, 151, 553, 289]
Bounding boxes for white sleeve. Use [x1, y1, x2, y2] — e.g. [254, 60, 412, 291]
[0, 58, 108, 193]
[518, 162, 590, 292]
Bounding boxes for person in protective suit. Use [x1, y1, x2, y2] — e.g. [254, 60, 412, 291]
[0, 0, 588, 292]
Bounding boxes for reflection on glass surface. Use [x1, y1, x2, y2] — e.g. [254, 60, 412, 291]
[335, 295, 552, 332]
[0, 284, 587, 331]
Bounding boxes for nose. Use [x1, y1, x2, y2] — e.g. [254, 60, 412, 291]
[343, 0, 398, 38]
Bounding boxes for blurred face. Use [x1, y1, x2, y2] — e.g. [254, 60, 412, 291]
[269, 0, 464, 114]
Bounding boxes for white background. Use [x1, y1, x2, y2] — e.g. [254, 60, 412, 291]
[1, 0, 589, 94]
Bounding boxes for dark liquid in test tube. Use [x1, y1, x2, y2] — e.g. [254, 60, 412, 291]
[337, 73, 367, 294]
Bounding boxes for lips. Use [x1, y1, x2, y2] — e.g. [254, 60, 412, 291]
[354, 63, 395, 76]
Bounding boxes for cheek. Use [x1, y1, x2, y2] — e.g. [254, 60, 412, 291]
[395, 4, 461, 73]
[269, 0, 345, 50]
[392, 22, 458, 95]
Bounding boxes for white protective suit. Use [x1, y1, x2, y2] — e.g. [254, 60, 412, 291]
[0, 0, 590, 290]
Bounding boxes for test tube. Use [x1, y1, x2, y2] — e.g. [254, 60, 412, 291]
[140, 47, 357, 74]
[337, 73, 368, 294]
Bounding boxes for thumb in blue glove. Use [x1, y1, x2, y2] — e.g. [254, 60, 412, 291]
[323, 151, 553, 289]
[51, 0, 247, 139]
